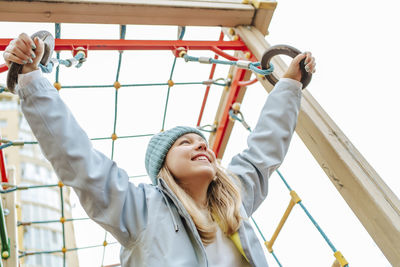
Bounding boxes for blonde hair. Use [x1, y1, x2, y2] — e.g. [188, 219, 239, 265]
[158, 163, 242, 245]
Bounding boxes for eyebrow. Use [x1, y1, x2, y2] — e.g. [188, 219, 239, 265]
[177, 134, 204, 143]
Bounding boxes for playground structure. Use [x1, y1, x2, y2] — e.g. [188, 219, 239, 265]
[0, 0, 399, 266]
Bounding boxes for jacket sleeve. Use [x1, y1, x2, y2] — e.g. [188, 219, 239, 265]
[227, 79, 302, 216]
[17, 71, 147, 247]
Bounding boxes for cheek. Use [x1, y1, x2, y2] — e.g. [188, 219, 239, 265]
[209, 151, 217, 165]
[211, 163, 217, 175]
[165, 150, 187, 177]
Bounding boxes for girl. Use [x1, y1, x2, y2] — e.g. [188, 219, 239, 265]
[3, 33, 315, 267]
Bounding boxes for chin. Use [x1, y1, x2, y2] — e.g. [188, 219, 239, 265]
[195, 168, 216, 181]
[171, 163, 216, 184]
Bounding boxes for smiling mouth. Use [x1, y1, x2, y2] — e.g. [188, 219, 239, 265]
[191, 154, 211, 163]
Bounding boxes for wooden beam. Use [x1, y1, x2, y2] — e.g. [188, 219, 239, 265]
[234, 25, 400, 265]
[0, 0, 254, 27]
[211, 67, 252, 158]
[249, 0, 278, 35]
[0, 0, 278, 35]
[208, 51, 253, 158]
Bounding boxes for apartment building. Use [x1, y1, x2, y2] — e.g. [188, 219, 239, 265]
[0, 92, 79, 267]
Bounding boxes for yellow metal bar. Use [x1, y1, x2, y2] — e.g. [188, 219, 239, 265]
[290, 190, 301, 203]
[265, 190, 301, 252]
[265, 199, 296, 252]
[334, 251, 349, 267]
[331, 259, 340, 267]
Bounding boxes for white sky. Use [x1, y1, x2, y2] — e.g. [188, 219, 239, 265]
[1, 0, 399, 266]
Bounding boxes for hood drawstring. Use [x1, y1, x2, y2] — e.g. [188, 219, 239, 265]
[158, 188, 180, 232]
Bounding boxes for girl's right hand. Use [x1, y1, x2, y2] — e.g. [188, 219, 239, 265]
[3, 33, 44, 74]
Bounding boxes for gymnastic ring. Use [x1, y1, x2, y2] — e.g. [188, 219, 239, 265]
[261, 44, 312, 89]
[7, 31, 55, 93]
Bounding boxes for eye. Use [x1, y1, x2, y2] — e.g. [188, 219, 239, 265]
[179, 140, 190, 145]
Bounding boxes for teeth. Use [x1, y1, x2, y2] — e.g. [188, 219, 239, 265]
[195, 156, 208, 161]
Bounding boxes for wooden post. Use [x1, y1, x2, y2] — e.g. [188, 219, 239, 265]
[249, 0, 278, 35]
[0, 0, 254, 27]
[234, 25, 400, 265]
[0, 0, 277, 35]
[208, 52, 253, 158]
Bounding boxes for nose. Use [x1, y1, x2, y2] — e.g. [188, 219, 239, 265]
[196, 140, 207, 151]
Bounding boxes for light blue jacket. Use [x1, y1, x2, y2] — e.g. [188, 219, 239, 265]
[17, 72, 302, 267]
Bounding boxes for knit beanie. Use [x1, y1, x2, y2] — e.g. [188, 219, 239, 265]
[145, 126, 207, 185]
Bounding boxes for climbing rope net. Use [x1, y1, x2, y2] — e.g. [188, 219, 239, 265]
[0, 23, 348, 267]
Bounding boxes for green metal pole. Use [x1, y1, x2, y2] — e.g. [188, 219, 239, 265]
[0, 197, 10, 260]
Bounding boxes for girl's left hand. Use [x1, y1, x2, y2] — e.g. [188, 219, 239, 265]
[283, 52, 316, 82]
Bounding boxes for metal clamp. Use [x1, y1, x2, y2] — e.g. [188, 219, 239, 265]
[198, 57, 211, 64]
[236, 60, 251, 69]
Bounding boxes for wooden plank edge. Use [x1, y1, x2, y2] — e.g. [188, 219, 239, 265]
[0, 0, 254, 26]
[208, 53, 253, 158]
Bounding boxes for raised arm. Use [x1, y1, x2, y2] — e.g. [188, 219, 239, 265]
[3, 33, 148, 247]
[228, 53, 315, 216]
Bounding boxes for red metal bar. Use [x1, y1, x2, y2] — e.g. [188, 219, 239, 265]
[0, 64, 8, 73]
[197, 31, 225, 127]
[0, 39, 247, 53]
[237, 78, 258, 87]
[212, 68, 247, 157]
[0, 143, 8, 183]
[210, 46, 239, 61]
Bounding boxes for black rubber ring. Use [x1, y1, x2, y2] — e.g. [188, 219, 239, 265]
[260, 44, 312, 89]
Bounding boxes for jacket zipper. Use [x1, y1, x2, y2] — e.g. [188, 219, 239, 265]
[157, 180, 209, 266]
